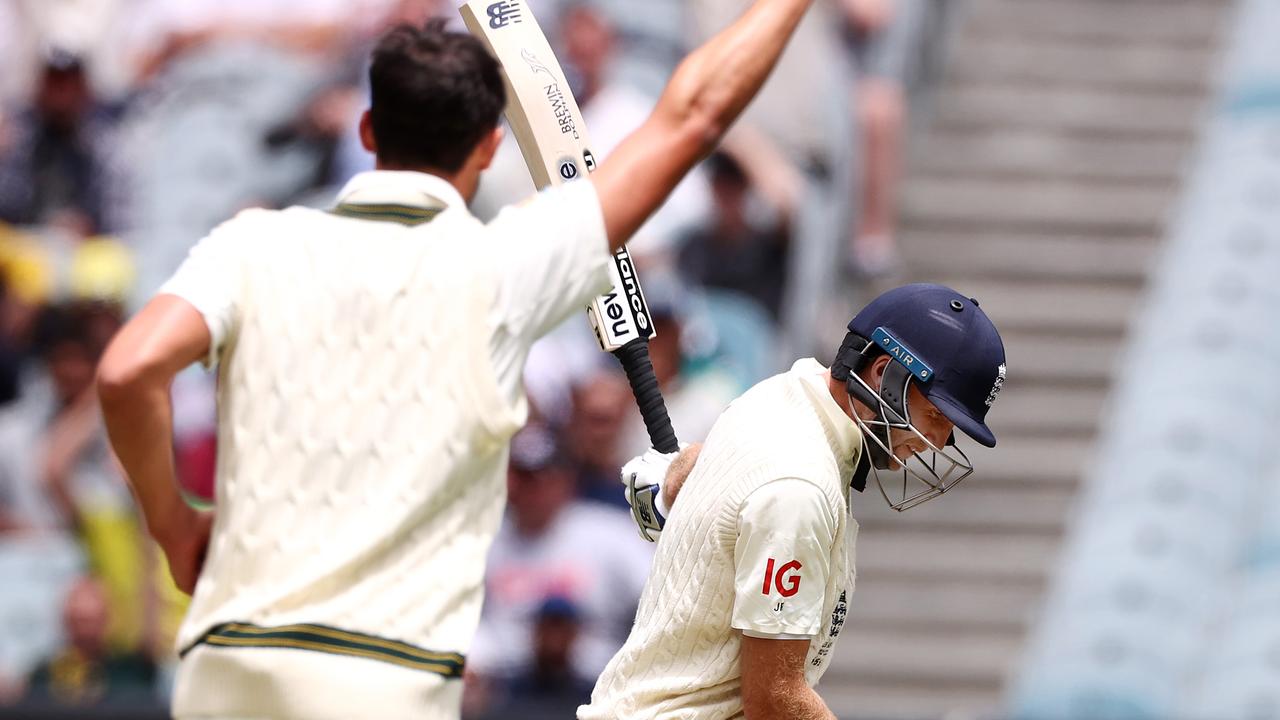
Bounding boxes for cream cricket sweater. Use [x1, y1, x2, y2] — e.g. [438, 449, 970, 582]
[581, 358, 863, 719]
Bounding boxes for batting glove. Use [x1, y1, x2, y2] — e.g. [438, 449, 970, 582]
[622, 448, 680, 542]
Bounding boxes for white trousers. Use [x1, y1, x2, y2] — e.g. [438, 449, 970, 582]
[174, 644, 463, 720]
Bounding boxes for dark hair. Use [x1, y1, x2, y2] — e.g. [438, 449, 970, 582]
[32, 303, 93, 359]
[706, 152, 748, 187]
[368, 20, 506, 172]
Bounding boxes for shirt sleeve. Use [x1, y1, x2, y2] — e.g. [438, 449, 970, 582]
[485, 181, 612, 347]
[731, 478, 837, 638]
[156, 217, 248, 368]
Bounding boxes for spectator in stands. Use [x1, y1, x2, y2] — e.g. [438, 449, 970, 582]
[32, 305, 111, 528]
[0, 277, 24, 409]
[679, 153, 790, 321]
[473, 2, 710, 255]
[0, 222, 135, 412]
[266, 0, 456, 197]
[0, 305, 105, 533]
[63, 233, 134, 350]
[687, 0, 858, 357]
[617, 274, 739, 458]
[0, 302, 168, 655]
[843, 0, 918, 276]
[522, 317, 608, 431]
[477, 596, 595, 719]
[0, 50, 121, 236]
[0, 0, 141, 106]
[562, 2, 709, 260]
[22, 576, 157, 707]
[468, 425, 652, 696]
[566, 371, 633, 507]
[555, 2, 651, 154]
[124, 0, 404, 84]
[521, 597, 594, 701]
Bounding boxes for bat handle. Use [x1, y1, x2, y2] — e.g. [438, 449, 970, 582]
[613, 338, 680, 454]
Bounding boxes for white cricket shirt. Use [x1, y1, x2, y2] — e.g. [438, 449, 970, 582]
[158, 170, 611, 719]
[580, 359, 862, 720]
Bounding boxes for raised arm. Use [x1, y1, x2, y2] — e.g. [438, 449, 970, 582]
[592, 0, 815, 250]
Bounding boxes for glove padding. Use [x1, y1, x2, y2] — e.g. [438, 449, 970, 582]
[622, 448, 680, 542]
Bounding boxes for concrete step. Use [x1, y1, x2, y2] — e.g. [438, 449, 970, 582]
[826, 680, 1002, 720]
[909, 278, 1142, 337]
[932, 83, 1205, 139]
[959, 435, 1095, 489]
[902, 175, 1175, 232]
[836, 0, 1233, 714]
[910, 128, 1191, 186]
[996, 323, 1124, 387]
[902, 209, 1162, 239]
[854, 483, 1077, 536]
[945, 37, 1217, 93]
[825, 623, 1024, 690]
[843, 576, 1046, 633]
[963, 0, 1230, 47]
[986, 384, 1109, 438]
[900, 229, 1160, 285]
[855, 528, 1064, 581]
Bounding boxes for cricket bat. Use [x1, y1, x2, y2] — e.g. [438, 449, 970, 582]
[460, 0, 679, 454]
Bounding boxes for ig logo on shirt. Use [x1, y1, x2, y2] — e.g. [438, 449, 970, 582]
[761, 558, 803, 597]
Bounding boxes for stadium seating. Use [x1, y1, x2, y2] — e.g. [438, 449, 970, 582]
[1010, 1, 1280, 717]
[120, 44, 325, 302]
[0, 536, 83, 680]
[823, 0, 1234, 715]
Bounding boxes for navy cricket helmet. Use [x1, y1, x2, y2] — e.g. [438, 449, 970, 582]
[832, 284, 1007, 510]
[849, 283, 1006, 447]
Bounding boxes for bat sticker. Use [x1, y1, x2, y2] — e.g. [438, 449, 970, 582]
[486, 1, 523, 29]
[520, 49, 579, 139]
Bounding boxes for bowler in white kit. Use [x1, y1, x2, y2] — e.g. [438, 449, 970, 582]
[96, 1, 821, 718]
[586, 284, 1009, 719]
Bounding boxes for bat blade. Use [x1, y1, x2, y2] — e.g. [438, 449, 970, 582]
[460, 1, 593, 186]
[460, 0, 679, 453]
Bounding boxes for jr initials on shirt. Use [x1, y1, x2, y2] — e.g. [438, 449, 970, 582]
[761, 558, 802, 597]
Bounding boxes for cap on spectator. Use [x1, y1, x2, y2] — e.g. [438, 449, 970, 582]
[70, 237, 135, 303]
[0, 227, 54, 305]
[41, 46, 84, 73]
[638, 269, 689, 322]
[536, 595, 581, 622]
[510, 423, 569, 473]
[706, 152, 748, 186]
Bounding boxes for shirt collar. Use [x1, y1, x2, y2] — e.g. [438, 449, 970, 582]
[334, 170, 467, 211]
[792, 358, 864, 479]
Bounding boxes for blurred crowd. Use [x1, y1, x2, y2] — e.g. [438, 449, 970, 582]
[0, 0, 945, 716]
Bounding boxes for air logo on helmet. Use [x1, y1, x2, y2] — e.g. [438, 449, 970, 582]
[985, 363, 1006, 407]
[871, 327, 933, 382]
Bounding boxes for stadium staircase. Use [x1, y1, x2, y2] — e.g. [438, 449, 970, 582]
[826, 1, 1235, 717]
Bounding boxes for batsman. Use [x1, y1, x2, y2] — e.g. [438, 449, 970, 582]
[96, 0, 819, 718]
[587, 284, 1008, 719]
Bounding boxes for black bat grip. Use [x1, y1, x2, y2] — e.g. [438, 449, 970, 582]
[613, 338, 679, 454]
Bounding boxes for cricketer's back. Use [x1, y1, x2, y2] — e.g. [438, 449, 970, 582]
[161, 170, 611, 719]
